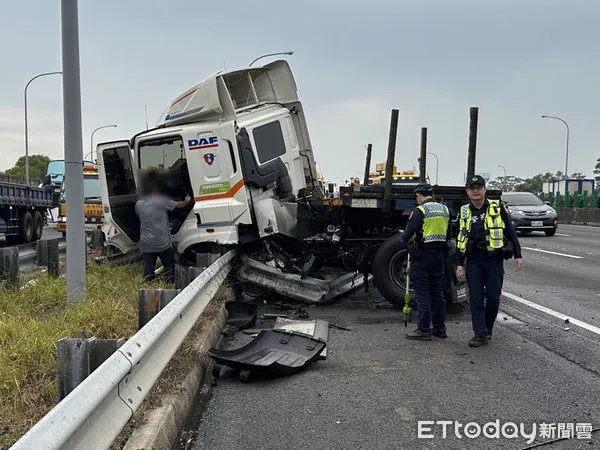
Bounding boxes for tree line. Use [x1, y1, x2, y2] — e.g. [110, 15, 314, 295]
[487, 157, 600, 194]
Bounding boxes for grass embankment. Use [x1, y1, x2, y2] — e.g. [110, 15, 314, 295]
[0, 264, 169, 448]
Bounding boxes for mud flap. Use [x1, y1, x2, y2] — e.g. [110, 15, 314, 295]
[208, 329, 326, 381]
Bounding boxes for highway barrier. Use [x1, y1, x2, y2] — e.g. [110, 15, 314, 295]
[11, 249, 237, 450]
[556, 207, 600, 226]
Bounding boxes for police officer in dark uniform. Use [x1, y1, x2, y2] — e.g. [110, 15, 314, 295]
[456, 175, 523, 347]
[403, 183, 451, 341]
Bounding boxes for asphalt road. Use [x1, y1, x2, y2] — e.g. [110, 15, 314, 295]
[503, 224, 600, 329]
[183, 223, 600, 450]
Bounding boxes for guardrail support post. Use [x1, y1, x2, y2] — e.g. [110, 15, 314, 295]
[0, 247, 19, 289]
[175, 263, 207, 290]
[57, 332, 92, 401]
[90, 229, 104, 255]
[139, 289, 181, 329]
[37, 240, 49, 266]
[57, 332, 125, 401]
[48, 238, 60, 278]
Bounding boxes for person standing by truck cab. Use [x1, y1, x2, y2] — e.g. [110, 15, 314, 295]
[456, 175, 523, 348]
[402, 183, 450, 341]
[135, 178, 191, 283]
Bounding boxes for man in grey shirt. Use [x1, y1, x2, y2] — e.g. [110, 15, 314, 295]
[135, 186, 191, 282]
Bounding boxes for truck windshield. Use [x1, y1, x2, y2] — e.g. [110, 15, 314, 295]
[138, 136, 185, 170]
[503, 193, 543, 206]
[84, 175, 101, 200]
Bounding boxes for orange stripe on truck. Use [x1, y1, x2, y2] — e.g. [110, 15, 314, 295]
[195, 180, 245, 202]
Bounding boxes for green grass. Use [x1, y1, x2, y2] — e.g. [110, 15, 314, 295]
[0, 263, 170, 448]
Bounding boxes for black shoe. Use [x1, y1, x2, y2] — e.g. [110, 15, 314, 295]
[486, 330, 493, 340]
[468, 333, 488, 347]
[406, 329, 432, 341]
[432, 330, 448, 338]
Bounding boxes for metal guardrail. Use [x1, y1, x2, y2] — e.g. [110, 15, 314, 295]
[11, 249, 237, 450]
[17, 238, 67, 267]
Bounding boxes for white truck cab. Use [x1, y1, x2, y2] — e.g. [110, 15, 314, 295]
[98, 60, 322, 258]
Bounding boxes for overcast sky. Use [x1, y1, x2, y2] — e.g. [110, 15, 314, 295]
[1, 0, 598, 185]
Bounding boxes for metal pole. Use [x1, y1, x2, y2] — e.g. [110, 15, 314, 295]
[419, 127, 427, 182]
[363, 144, 372, 186]
[90, 124, 117, 162]
[427, 152, 439, 185]
[467, 107, 479, 179]
[24, 71, 62, 185]
[61, 0, 86, 303]
[249, 51, 294, 67]
[541, 115, 569, 182]
[382, 109, 399, 213]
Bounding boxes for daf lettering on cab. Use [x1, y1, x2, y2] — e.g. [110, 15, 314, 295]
[98, 60, 500, 309]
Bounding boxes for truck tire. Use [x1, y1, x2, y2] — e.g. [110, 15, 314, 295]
[372, 233, 409, 308]
[33, 211, 43, 241]
[19, 211, 34, 243]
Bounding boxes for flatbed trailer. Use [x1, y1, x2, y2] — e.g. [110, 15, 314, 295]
[0, 174, 54, 244]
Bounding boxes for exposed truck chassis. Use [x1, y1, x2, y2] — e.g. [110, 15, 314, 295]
[234, 182, 501, 307]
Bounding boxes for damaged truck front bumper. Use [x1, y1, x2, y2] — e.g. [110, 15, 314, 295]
[237, 254, 370, 304]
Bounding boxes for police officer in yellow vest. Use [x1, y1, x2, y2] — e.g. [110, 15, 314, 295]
[456, 175, 523, 347]
[403, 183, 450, 340]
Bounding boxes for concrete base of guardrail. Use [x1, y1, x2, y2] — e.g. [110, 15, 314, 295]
[123, 300, 228, 450]
[556, 208, 600, 226]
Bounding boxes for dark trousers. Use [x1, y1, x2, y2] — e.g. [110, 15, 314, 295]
[466, 252, 504, 335]
[143, 248, 175, 283]
[411, 248, 446, 333]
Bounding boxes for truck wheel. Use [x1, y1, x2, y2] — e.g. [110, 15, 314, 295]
[33, 211, 43, 240]
[19, 211, 34, 243]
[372, 233, 409, 308]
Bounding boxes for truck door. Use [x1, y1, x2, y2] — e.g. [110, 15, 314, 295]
[97, 140, 139, 254]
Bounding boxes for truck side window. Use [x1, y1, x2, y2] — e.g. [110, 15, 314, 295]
[253, 121, 286, 164]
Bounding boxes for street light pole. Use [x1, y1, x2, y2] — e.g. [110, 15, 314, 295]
[497, 164, 507, 191]
[90, 124, 117, 161]
[24, 71, 62, 185]
[249, 51, 294, 67]
[427, 152, 439, 185]
[541, 115, 569, 182]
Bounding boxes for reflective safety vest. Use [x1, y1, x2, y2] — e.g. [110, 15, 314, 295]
[416, 202, 450, 244]
[457, 200, 505, 253]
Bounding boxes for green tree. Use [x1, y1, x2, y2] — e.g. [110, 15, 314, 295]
[593, 158, 600, 186]
[487, 175, 524, 192]
[5, 155, 51, 182]
[515, 172, 558, 193]
[570, 172, 587, 179]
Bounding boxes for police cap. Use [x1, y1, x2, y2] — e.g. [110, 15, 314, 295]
[413, 183, 434, 195]
[465, 175, 486, 188]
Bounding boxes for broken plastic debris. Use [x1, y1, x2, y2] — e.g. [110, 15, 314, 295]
[563, 327, 570, 331]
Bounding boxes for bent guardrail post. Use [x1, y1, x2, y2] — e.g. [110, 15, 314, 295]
[0, 247, 19, 289]
[11, 249, 237, 450]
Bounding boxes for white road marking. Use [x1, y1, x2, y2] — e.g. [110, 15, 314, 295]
[503, 291, 600, 336]
[555, 233, 571, 237]
[521, 246, 582, 259]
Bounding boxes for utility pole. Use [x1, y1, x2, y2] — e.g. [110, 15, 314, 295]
[61, 0, 86, 303]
